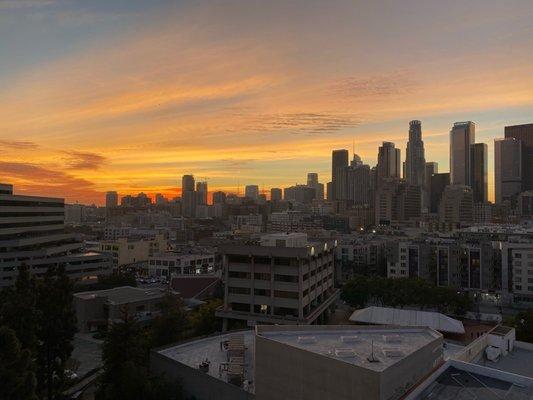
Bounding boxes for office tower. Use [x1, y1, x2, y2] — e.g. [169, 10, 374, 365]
[0, 183, 112, 288]
[196, 181, 208, 205]
[182, 174, 195, 192]
[307, 172, 324, 200]
[331, 149, 349, 200]
[105, 191, 118, 208]
[505, 123, 533, 192]
[450, 121, 475, 185]
[283, 185, 316, 204]
[439, 185, 473, 225]
[405, 120, 426, 186]
[270, 187, 282, 201]
[429, 173, 450, 213]
[376, 142, 401, 185]
[374, 181, 421, 226]
[244, 185, 259, 200]
[425, 162, 438, 207]
[338, 155, 372, 206]
[181, 174, 196, 217]
[326, 182, 332, 200]
[495, 138, 522, 204]
[212, 191, 227, 205]
[470, 143, 488, 203]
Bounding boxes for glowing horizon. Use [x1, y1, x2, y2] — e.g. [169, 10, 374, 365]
[2, 0, 533, 205]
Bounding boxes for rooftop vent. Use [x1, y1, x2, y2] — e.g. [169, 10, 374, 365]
[383, 334, 402, 343]
[298, 336, 317, 344]
[341, 335, 359, 343]
[335, 348, 356, 358]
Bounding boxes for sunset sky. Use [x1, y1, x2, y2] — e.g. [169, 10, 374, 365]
[2, 0, 533, 204]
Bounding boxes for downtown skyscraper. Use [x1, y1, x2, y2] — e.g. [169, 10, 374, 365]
[505, 123, 533, 193]
[376, 142, 401, 185]
[405, 120, 426, 187]
[450, 121, 475, 186]
[331, 149, 349, 200]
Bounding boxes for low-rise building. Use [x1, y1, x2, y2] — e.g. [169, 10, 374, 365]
[147, 251, 215, 278]
[98, 234, 168, 268]
[74, 286, 167, 333]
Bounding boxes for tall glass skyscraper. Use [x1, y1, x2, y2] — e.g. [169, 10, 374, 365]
[450, 121, 475, 186]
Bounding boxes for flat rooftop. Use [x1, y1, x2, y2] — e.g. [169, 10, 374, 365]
[476, 347, 533, 378]
[158, 330, 255, 392]
[257, 326, 441, 372]
[74, 286, 165, 305]
[411, 364, 533, 399]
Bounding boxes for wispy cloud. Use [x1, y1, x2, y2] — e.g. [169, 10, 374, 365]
[62, 150, 107, 170]
[330, 71, 418, 99]
[0, 139, 39, 149]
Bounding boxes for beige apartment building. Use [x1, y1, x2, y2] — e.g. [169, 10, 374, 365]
[98, 234, 167, 268]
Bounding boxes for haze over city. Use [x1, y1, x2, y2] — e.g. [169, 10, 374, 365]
[2, 0, 533, 204]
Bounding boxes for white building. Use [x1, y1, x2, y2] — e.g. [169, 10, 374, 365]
[147, 251, 215, 278]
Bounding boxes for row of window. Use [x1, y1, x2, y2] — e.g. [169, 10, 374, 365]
[228, 286, 299, 299]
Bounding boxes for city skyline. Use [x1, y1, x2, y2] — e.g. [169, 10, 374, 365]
[2, 0, 533, 204]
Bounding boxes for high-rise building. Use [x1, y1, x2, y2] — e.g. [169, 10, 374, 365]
[405, 120, 426, 187]
[424, 162, 438, 209]
[338, 155, 372, 206]
[495, 138, 522, 204]
[181, 174, 195, 192]
[429, 173, 450, 214]
[471, 143, 488, 203]
[245, 185, 259, 200]
[270, 188, 282, 201]
[196, 181, 208, 205]
[105, 191, 118, 208]
[450, 121, 475, 186]
[439, 185, 473, 226]
[376, 142, 401, 185]
[331, 149, 349, 200]
[212, 191, 227, 205]
[375, 181, 421, 226]
[505, 123, 533, 192]
[283, 185, 316, 204]
[181, 174, 196, 217]
[0, 183, 112, 288]
[306, 173, 324, 200]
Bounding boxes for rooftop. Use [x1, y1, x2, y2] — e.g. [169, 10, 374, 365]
[406, 361, 533, 400]
[74, 286, 165, 305]
[158, 330, 255, 392]
[349, 306, 465, 334]
[257, 325, 442, 372]
[476, 347, 533, 379]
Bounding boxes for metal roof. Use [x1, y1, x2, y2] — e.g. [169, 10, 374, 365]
[349, 306, 465, 334]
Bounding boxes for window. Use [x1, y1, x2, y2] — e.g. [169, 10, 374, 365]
[228, 271, 250, 279]
[274, 290, 298, 299]
[254, 288, 270, 296]
[254, 273, 270, 280]
[274, 274, 298, 283]
[515, 285, 522, 290]
[228, 287, 251, 295]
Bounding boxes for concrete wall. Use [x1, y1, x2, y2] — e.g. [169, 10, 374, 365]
[379, 334, 443, 400]
[150, 351, 254, 400]
[254, 333, 380, 400]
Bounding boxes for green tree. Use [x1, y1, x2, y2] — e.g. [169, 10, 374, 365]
[35, 265, 77, 400]
[0, 326, 38, 400]
[515, 309, 533, 343]
[151, 293, 187, 347]
[97, 311, 183, 400]
[188, 299, 223, 336]
[0, 263, 39, 352]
